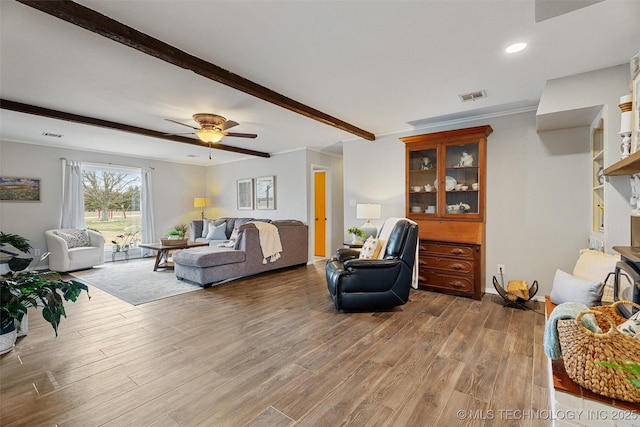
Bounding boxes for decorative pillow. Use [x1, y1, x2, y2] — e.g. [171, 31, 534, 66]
[54, 229, 90, 248]
[550, 269, 604, 307]
[205, 222, 227, 240]
[617, 310, 640, 339]
[359, 237, 380, 259]
[573, 249, 618, 285]
[201, 218, 213, 238]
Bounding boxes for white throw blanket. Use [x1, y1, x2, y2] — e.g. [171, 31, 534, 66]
[250, 221, 283, 264]
[376, 217, 420, 289]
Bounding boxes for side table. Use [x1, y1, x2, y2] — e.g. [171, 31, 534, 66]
[343, 242, 364, 249]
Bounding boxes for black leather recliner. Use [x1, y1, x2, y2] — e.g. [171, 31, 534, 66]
[325, 219, 419, 311]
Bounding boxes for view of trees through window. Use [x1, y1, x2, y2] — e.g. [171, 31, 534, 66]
[82, 164, 141, 250]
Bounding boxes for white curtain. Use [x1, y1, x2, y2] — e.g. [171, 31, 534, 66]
[140, 168, 155, 257]
[60, 159, 85, 228]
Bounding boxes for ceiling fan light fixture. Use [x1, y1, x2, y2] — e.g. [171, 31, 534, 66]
[195, 128, 225, 143]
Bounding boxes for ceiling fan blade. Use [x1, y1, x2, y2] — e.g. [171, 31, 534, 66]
[224, 132, 258, 139]
[165, 118, 199, 130]
[220, 120, 239, 131]
[163, 132, 195, 136]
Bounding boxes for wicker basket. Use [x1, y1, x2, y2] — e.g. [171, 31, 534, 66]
[557, 310, 640, 403]
[160, 238, 188, 246]
[590, 300, 640, 329]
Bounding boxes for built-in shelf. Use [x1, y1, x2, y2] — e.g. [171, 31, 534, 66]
[603, 150, 640, 176]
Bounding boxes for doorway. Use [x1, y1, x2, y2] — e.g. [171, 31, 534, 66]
[313, 170, 327, 258]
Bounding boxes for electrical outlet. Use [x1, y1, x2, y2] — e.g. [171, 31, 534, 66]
[497, 264, 505, 275]
[34, 248, 42, 256]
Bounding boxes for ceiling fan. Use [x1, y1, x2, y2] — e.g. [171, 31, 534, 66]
[166, 113, 257, 144]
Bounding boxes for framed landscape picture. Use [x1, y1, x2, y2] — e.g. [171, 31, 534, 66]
[0, 177, 41, 201]
[255, 176, 275, 210]
[237, 178, 253, 210]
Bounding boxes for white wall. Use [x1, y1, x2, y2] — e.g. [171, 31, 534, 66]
[205, 149, 308, 221]
[537, 64, 632, 251]
[0, 140, 206, 260]
[342, 64, 632, 297]
[205, 148, 343, 262]
[344, 111, 592, 296]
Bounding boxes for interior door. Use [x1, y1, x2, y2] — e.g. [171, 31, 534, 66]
[314, 171, 326, 257]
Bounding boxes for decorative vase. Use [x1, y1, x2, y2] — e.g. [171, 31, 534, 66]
[0, 321, 17, 355]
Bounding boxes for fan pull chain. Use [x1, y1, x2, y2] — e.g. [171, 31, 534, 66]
[209, 141, 212, 160]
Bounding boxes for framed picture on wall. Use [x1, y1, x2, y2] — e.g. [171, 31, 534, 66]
[237, 178, 253, 210]
[0, 177, 41, 201]
[255, 176, 275, 210]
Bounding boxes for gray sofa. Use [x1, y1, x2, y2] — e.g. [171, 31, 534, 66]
[173, 218, 308, 287]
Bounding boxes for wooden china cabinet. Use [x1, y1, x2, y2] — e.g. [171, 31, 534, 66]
[401, 125, 493, 300]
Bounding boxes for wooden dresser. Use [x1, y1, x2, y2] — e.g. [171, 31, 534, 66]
[418, 240, 482, 299]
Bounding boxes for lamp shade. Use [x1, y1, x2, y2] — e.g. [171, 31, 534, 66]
[193, 197, 210, 208]
[356, 203, 381, 240]
[195, 129, 225, 143]
[356, 203, 381, 220]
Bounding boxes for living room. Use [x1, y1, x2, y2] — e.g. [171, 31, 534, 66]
[1, 1, 640, 424]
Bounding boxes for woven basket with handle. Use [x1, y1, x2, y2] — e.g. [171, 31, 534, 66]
[590, 300, 640, 328]
[557, 310, 640, 403]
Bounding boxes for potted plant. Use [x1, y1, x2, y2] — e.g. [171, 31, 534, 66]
[167, 223, 187, 240]
[347, 227, 365, 244]
[0, 232, 90, 354]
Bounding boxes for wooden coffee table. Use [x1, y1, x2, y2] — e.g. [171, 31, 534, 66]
[139, 241, 209, 271]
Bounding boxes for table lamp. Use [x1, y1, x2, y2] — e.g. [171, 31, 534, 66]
[356, 203, 381, 240]
[194, 197, 210, 220]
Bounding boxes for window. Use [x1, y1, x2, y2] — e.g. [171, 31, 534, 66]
[82, 163, 141, 251]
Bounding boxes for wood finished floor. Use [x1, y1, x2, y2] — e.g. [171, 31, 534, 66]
[0, 260, 550, 426]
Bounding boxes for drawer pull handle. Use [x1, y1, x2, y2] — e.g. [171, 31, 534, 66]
[451, 263, 463, 270]
[450, 248, 464, 255]
[450, 281, 464, 288]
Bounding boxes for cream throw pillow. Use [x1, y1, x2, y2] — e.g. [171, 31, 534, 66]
[359, 237, 380, 259]
[53, 229, 90, 248]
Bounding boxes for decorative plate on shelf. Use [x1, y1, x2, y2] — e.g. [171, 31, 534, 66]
[434, 176, 457, 191]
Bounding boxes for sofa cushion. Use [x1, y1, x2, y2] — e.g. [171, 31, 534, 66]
[173, 247, 246, 268]
[550, 269, 604, 307]
[53, 229, 91, 248]
[206, 222, 227, 240]
[229, 218, 253, 238]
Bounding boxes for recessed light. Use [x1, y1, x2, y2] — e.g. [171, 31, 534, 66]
[505, 42, 527, 54]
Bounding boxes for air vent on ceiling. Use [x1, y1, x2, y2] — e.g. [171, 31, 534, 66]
[459, 90, 487, 102]
[42, 132, 63, 138]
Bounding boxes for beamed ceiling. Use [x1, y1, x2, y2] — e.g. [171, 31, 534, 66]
[1, 0, 639, 165]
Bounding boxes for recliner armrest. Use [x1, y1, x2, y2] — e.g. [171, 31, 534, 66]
[343, 258, 401, 270]
[335, 248, 360, 263]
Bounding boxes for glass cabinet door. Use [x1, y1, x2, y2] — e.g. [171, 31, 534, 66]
[443, 141, 480, 216]
[408, 146, 438, 215]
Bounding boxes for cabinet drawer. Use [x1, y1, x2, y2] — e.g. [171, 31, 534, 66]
[419, 241, 476, 259]
[420, 256, 473, 274]
[418, 270, 474, 295]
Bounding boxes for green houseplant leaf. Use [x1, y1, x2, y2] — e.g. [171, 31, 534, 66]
[0, 232, 90, 336]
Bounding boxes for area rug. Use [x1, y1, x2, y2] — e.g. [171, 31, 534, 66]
[70, 259, 202, 305]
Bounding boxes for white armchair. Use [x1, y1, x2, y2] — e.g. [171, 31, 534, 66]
[44, 229, 105, 272]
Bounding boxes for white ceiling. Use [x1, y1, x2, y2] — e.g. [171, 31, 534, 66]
[1, 0, 638, 166]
